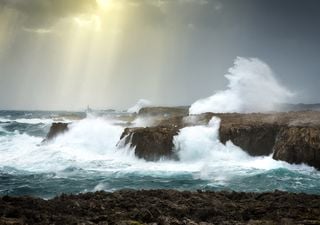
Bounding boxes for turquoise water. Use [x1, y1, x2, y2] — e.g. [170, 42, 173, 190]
[0, 111, 319, 199]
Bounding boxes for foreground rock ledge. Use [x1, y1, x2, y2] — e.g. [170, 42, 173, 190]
[1, 190, 319, 225]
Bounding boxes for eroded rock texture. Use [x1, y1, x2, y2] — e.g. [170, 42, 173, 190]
[1, 190, 320, 225]
[120, 126, 179, 161]
[273, 126, 320, 169]
[119, 109, 320, 169]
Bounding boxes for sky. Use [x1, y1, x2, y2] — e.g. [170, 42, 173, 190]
[0, 0, 319, 110]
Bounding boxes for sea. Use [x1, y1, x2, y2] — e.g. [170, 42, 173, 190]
[0, 110, 319, 199]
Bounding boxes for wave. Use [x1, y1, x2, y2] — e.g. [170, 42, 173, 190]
[127, 99, 152, 113]
[0, 117, 54, 125]
[189, 57, 293, 114]
[0, 115, 319, 196]
[0, 116, 316, 176]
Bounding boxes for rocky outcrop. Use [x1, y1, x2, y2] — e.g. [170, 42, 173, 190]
[219, 123, 280, 156]
[120, 126, 180, 161]
[1, 190, 320, 225]
[43, 122, 69, 142]
[118, 111, 320, 169]
[273, 126, 320, 169]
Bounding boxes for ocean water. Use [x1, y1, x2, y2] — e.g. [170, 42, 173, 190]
[0, 110, 319, 199]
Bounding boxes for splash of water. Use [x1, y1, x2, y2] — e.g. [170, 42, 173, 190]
[127, 99, 152, 113]
[189, 57, 293, 114]
[1, 113, 319, 197]
[173, 117, 298, 171]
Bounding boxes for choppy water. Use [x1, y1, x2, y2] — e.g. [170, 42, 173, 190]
[0, 110, 319, 199]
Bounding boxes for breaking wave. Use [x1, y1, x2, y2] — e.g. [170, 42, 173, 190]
[189, 57, 293, 114]
[127, 99, 152, 113]
[1, 113, 319, 198]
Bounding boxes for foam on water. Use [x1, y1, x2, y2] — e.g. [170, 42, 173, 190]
[0, 125, 6, 133]
[189, 57, 293, 114]
[0, 113, 319, 197]
[0, 117, 51, 124]
[0, 117, 138, 172]
[173, 117, 316, 179]
[0, 116, 315, 175]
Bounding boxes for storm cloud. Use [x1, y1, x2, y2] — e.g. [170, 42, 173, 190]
[0, 0, 320, 110]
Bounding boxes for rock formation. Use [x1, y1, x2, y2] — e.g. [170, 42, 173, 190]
[119, 109, 320, 169]
[42, 108, 320, 169]
[43, 122, 69, 142]
[120, 126, 179, 161]
[1, 190, 320, 224]
[273, 126, 320, 169]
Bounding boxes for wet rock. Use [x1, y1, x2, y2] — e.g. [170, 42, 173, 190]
[43, 122, 69, 142]
[0, 190, 319, 225]
[119, 111, 320, 168]
[219, 123, 280, 156]
[273, 126, 320, 169]
[120, 126, 179, 161]
[39, 109, 320, 167]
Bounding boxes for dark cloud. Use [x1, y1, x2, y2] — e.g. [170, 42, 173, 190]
[0, 0, 320, 110]
[0, 0, 97, 28]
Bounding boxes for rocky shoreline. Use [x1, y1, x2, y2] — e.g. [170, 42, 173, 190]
[46, 108, 320, 170]
[1, 190, 320, 225]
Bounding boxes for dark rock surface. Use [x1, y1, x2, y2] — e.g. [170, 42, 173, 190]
[43, 122, 69, 142]
[273, 126, 320, 169]
[219, 123, 280, 156]
[0, 190, 319, 225]
[120, 126, 179, 161]
[119, 109, 320, 169]
[215, 112, 320, 167]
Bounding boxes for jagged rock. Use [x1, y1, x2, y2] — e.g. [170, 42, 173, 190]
[118, 111, 320, 169]
[120, 126, 179, 161]
[44, 122, 69, 142]
[273, 126, 320, 169]
[219, 123, 280, 156]
[0, 190, 320, 224]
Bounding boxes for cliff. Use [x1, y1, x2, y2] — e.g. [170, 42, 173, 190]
[120, 110, 320, 169]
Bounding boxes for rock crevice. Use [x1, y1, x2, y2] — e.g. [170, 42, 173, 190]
[119, 111, 320, 169]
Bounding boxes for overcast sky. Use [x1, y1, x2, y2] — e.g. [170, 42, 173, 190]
[0, 0, 319, 110]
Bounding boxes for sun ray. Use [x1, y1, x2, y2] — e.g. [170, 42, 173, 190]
[96, 0, 111, 10]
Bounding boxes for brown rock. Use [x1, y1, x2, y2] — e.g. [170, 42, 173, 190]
[273, 126, 320, 169]
[119, 126, 180, 161]
[0, 190, 320, 224]
[219, 123, 280, 156]
[118, 111, 320, 168]
[43, 122, 69, 142]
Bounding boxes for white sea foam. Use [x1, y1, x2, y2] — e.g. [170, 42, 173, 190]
[127, 99, 152, 113]
[130, 116, 156, 127]
[0, 125, 6, 133]
[189, 57, 293, 114]
[0, 116, 316, 179]
[172, 117, 316, 179]
[0, 117, 61, 124]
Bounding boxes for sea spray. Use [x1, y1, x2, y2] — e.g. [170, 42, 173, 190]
[0, 111, 319, 197]
[127, 99, 152, 113]
[173, 117, 249, 162]
[173, 117, 284, 170]
[0, 117, 137, 172]
[189, 57, 293, 114]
